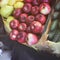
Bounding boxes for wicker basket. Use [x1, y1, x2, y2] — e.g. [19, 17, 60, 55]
[0, 0, 60, 56]
[24, 0, 60, 55]
[30, 0, 60, 56]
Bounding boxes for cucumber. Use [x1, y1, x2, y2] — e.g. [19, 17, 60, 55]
[58, 34, 60, 42]
[59, 22, 60, 29]
[48, 31, 56, 40]
[52, 31, 60, 42]
[50, 20, 58, 31]
[55, 1, 60, 11]
[53, 11, 59, 19]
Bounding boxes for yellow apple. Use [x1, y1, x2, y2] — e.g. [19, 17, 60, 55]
[6, 16, 14, 23]
[14, 2, 24, 8]
[16, 0, 24, 2]
[8, 0, 17, 6]
[0, 0, 9, 7]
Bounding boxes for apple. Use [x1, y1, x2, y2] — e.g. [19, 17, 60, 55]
[8, 0, 17, 6]
[16, 32, 27, 43]
[40, 0, 50, 3]
[26, 33, 38, 45]
[14, 2, 24, 8]
[0, 9, 1, 14]
[19, 13, 28, 23]
[26, 26, 32, 33]
[0, 0, 9, 7]
[36, 14, 46, 24]
[23, 3, 32, 13]
[13, 8, 22, 19]
[16, 0, 24, 2]
[32, 0, 40, 6]
[26, 15, 35, 24]
[24, 0, 32, 3]
[6, 16, 14, 23]
[9, 29, 19, 40]
[18, 23, 27, 31]
[40, 25, 44, 34]
[10, 19, 19, 29]
[3, 20, 12, 33]
[0, 5, 14, 18]
[31, 6, 39, 15]
[39, 3, 51, 15]
[30, 21, 42, 34]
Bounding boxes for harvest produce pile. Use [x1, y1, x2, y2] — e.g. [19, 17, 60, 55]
[48, 2, 60, 42]
[0, 0, 60, 50]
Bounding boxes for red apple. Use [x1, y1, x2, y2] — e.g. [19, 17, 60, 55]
[13, 8, 22, 19]
[30, 21, 42, 34]
[9, 29, 19, 40]
[36, 14, 46, 24]
[24, 0, 32, 3]
[23, 3, 32, 13]
[26, 15, 35, 24]
[26, 26, 32, 33]
[31, 6, 39, 15]
[10, 19, 19, 29]
[16, 32, 27, 43]
[19, 13, 28, 23]
[32, 0, 40, 6]
[39, 3, 51, 15]
[18, 23, 27, 31]
[40, 0, 50, 3]
[26, 33, 38, 45]
[40, 25, 44, 34]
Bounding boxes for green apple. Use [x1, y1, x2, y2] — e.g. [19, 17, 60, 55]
[0, 5, 14, 18]
[0, 0, 9, 7]
[3, 20, 12, 34]
[3, 16, 15, 33]
[6, 16, 14, 23]
[14, 2, 24, 8]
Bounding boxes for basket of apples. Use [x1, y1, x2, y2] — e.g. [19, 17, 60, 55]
[0, 0, 60, 55]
